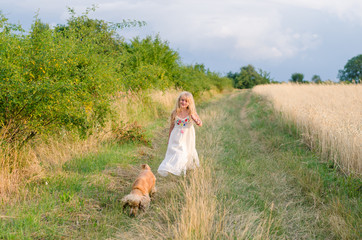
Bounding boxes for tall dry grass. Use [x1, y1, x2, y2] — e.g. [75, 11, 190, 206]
[170, 104, 226, 239]
[252, 83, 362, 175]
[0, 89, 182, 204]
[172, 162, 219, 240]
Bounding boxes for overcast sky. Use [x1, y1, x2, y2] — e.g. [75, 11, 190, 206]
[1, 0, 362, 82]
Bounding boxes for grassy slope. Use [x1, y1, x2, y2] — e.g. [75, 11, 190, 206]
[1, 91, 360, 239]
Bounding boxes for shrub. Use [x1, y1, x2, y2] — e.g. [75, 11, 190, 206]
[0, 7, 229, 145]
[0, 11, 121, 143]
[120, 35, 180, 91]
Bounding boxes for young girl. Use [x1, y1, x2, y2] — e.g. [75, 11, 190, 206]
[158, 91, 202, 177]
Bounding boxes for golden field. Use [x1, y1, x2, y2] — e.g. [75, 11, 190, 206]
[252, 83, 362, 175]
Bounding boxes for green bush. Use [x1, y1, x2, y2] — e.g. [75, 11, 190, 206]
[0, 12, 121, 143]
[0, 8, 229, 144]
[120, 35, 179, 90]
[175, 64, 232, 97]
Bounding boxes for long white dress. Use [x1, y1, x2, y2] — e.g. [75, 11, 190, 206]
[158, 116, 199, 176]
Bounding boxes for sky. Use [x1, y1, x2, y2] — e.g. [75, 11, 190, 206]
[1, 0, 362, 82]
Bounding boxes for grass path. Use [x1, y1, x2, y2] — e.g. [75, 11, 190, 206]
[1, 90, 360, 239]
[115, 90, 360, 239]
[211, 91, 328, 239]
[209, 91, 359, 239]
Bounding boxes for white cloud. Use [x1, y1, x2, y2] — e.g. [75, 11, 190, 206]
[97, 0, 324, 61]
[80, 0, 320, 61]
[0, 0, 359, 63]
[272, 0, 362, 23]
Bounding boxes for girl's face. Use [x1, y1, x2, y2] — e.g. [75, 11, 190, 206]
[179, 96, 189, 109]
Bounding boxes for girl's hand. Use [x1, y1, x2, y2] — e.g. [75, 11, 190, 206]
[191, 114, 202, 126]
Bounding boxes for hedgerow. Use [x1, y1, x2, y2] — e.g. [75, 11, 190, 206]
[0, 8, 232, 144]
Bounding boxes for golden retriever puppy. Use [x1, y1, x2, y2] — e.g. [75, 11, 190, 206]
[122, 164, 156, 216]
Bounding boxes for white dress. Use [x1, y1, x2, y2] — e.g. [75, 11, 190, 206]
[158, 116, 200, 176]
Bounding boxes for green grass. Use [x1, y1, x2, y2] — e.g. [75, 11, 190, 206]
[63, 143, 139, 173]
[1, 90, 360, 239]
[194, 90, 360, 239]
[224, 92, 361, 239]
[0, 110, 170, 239]
[0, 139, 163, 239]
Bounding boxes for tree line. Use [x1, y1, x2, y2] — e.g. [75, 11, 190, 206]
[228, 54, 361, 88]
[287, 55, 362, 84]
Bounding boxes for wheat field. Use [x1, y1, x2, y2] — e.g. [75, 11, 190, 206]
[252, 83, 362, 175]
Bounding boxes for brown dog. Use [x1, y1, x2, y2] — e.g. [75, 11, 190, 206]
[122, 164, 156, 216]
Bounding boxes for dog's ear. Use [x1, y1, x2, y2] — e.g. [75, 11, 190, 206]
[139, 194, 151, 211]
[123, 201, 129, 210]
[122, 195, 133, 209]
[122, 197, 129, 211]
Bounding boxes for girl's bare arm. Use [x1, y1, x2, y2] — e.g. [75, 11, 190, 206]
[191, 113, 202, 127]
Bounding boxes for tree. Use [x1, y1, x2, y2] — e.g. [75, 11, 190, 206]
[338, 54, 362, 83]
[258, 69, 274, 83]
[228, 65, 270, 89]
[312, 74, 322, 84]
[289, 73, 304, 83]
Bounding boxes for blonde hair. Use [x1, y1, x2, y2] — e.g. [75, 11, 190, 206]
[171, 91, 197, 122]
